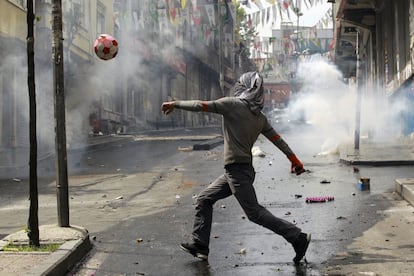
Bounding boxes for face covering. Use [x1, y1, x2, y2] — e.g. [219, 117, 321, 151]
[233, 71, 264, 115]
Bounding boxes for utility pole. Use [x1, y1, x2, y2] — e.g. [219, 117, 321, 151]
[27, 0, 39, 247]
[52, 0, 70, 227]
[354, 30, 361, 150]
[219, 0, 224, 95]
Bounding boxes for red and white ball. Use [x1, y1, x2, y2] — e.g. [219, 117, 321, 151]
[94, 34, 118, 60]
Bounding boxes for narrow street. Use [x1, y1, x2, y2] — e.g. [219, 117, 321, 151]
[1, 127, 413, 275]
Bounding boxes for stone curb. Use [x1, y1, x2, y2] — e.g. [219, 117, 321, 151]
[340, 159, 414, 166]
[193, 137, 224, 150]
[28, 235, 91, 276]
[0, 225, 92, 276]
[395, 178, 414, 207]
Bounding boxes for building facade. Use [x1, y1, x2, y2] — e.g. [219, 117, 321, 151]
[0, 0, 30, 168]
[0, 0, 247, 172]
[332, 0, 414, 136]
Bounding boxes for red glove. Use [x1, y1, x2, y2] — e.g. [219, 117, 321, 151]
[288, 154, 305, 175]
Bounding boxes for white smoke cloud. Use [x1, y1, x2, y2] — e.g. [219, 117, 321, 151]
[288, 56, 411, 155]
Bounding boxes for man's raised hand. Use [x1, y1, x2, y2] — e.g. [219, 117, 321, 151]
[161, 101, 175, 115]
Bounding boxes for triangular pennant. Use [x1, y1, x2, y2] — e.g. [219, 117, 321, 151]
[181, 0, 187, 9]
[205, 4, 215, 27]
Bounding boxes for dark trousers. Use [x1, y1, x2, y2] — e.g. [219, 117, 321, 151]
[192, 163, 301, 247]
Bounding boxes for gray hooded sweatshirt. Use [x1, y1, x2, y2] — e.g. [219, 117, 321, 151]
[174, 72, 294, 165]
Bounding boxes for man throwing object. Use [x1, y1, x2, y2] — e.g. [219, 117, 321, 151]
[161, 71, 310, 265]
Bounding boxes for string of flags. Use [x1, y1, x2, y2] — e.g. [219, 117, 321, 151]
[141, 0, 236, 30]
[243, 0, 332, 29]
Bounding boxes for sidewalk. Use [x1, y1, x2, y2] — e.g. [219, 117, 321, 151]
[339, 138, 414, 166]
[339, 138, 414, 206]
[1, 132, 413, 275]
[0, 225, 91, 276]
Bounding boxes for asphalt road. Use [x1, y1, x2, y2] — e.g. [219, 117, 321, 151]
[1, 126, 413, 275]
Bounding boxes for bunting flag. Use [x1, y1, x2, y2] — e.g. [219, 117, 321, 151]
[149, 2, 158, 23]
[169, 7, 180, 26]
[191, 6, 201, 26]
[181, 0, 187, 9]
[205, 4, 215, 26]
[272, 4, 277, 23]
[158, 8, 168, 31]
[220, 1, 233, 24]
[181, 7, 190, 25]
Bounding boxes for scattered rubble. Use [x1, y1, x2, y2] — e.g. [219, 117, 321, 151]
[252, 146, 266, 157]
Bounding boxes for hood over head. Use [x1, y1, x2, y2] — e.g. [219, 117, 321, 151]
[233, 71, 264, 115]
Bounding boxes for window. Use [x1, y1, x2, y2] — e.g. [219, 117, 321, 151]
[72, 0, 89, 29]
[97, 1, 106, 35]
[8, 0, 26, 10]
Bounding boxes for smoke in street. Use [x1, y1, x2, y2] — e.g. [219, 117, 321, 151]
[288, 56, 409, 155]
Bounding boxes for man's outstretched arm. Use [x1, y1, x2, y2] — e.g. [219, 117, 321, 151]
[162, 99, 226, 115]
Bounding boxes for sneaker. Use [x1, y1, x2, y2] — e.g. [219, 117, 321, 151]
[292, 233, 311, 264]
[180, 243, 209, 261]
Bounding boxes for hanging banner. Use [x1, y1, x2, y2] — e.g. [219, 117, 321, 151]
[169, 7, 180, 26]
[158, 8, 168, 31]
[149, 2, 158, 23]
[181, 7, 190, 26]
[191, 6, 201, 26]
[181, 0, 187, 9]
[272, 4, 278, 23]
[205, 4, 215, 26]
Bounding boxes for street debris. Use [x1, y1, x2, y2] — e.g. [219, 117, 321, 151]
[252, 146, 266, 157]
[353, 166, 360, 173]
[357, 177, 370, 191]
[295, 194, 303, 199]
[358, 272, 377, 276]
[336, 216, 347, 220]
[136, 238, 143, 243]
[285, 211, 292, 215]
[239, 248, 247, 255]
[115, 196, 123, 200]
[305, 196, 334, 203]
[220, 204, 226, 209]
[320, 179, 331, 184]
[268, 161, 273, 166]
[178, 146, 193, 152]
[12, 178, 22, 182]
